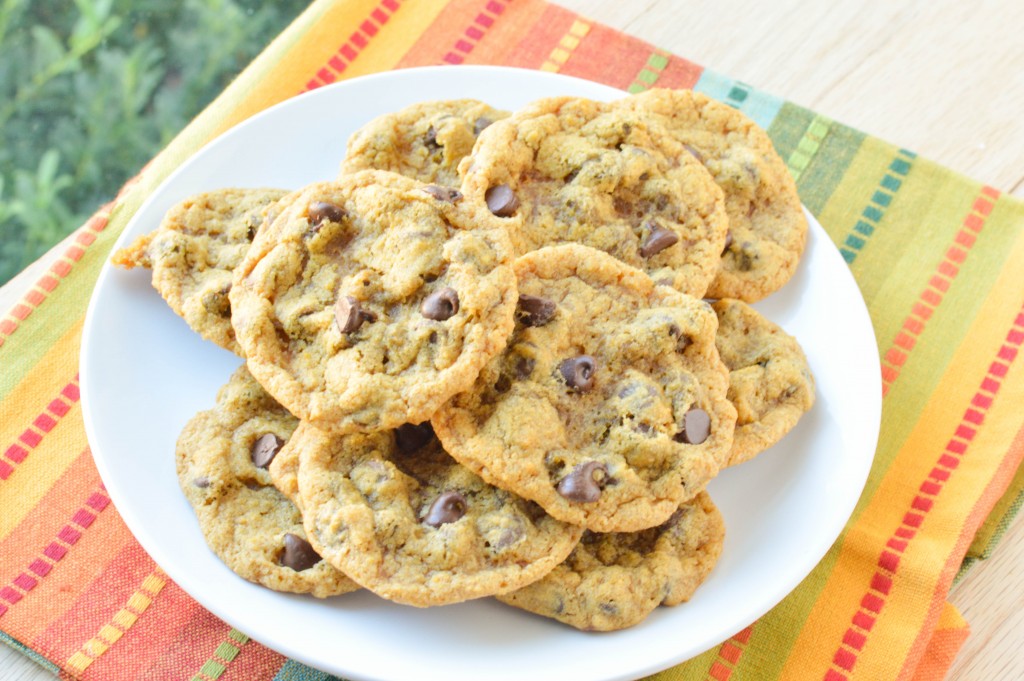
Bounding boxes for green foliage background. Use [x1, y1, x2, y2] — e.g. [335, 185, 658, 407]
[0, 0, 309, 285]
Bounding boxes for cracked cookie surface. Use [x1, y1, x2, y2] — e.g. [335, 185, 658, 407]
[229, 170, 517, 434]
[294, 420, 583, 607]
[341, 99, 509, 188]
[497, 491, 724, 631]
[620, 89, 807, 301]
[112, 188, 288, 355]
[713, 299, 815, 466]
[432, 245, 736, 533]
[176, 365, 357, 597]
[460, 96, 728, 296]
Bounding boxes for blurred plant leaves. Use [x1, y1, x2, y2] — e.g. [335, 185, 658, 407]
[0, 0, 307, 284]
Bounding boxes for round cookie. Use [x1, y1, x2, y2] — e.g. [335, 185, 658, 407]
[341, 99, 509, 188]
[713, 299, 815, 466]
[229, 170, 518, 434]
[176, 365, 357, 598]
[294, 420, 583, 607]
[497, 492, 724, 631]
[460, 96, 728, 296]
[111, 188, 288, 355]
[619, 89, 808, 301]
[432, 245, 737, 533]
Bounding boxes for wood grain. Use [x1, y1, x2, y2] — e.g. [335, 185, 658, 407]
[2, 0, 1022, 678]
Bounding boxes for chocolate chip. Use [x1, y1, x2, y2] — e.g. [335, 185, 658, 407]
[640, 224, 679, 258]
[517, 294, 556, 327]
[722, 230, 734, 254]
[485, 184, 519, 217]
[736, 242, 757, 272]
[335, 295, 376, 334]
[494, 374, 512, 393]
[515, 356, 535, 379]
[421, 185, 463, 203]
[558, 355, 597, 392]
[492, 525, 525, 549]
[251, 433, 284, 469]
[674, 408, 711, 445]
[424, 125, 440, 151]
[668, 323, 691, 353]
[422, 491, 468, 527]
[280, 533, 321, 572]
[683, 143, 705, 164]
[394, 422, 435, 453]
[473, 117, 493, 135]
[201, 284, 231, 318]
[308, 201, 345, 226]
[193, 476, 210, 488]
[556, 461, 608, 503]
[421, 287, 459, 320]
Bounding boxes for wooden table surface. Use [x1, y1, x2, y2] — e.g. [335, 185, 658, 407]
[2, 1, 1022, 678]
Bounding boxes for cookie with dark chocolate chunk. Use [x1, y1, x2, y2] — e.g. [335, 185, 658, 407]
[229, 170, 518, 434]
[432, 244, 736, 533]
[176, 365, 357, 597]
[498, 492, 724, 631]
[459, 96, 728, 296]
[293, 420, 582, 607]
[341, 99, 509, 188]
[619, 89, 808, 302]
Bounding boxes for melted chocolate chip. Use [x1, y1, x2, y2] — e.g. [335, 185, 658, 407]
[420, 185, 463, 203]
[558, 355, 597, 392]
[308, 201, 345, 226]
[424, 125, 440, 151]
[421, 287, 459, 320]
[735, 242, 757, 272]
[515, 356, 536, 379]
[473, 117, 493, 135]
[722, 230, 734, 254]
[394, 422, 435, 454]
[668, 323, 692, 353]
[556, 461, 608, 503]
[683, 143, 705, 164]
[280, 533, 321, 571]
[335, 295, 375, 334]
[485, 184, 519, 217]
[674, 408, 711, 445]
[422, 491, 468, 527]
[517, 294, 556, 327]
[251, 433, 284, 469]
[201, 284, 231, 318]
[640, 225, 680, 258]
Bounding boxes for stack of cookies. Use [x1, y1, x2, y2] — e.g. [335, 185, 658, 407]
[113, 89, 815, 632]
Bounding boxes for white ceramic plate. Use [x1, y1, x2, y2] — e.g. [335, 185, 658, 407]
[81, 66, 880, 681]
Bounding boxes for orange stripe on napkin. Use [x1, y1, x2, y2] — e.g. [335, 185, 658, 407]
[908, 603, 969, 681]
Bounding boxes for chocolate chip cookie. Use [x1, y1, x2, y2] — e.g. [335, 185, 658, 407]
[459, 96, 728, 296]
[713, 299, 815, 466]
[229, 170, 518, 434]
[432, 244, 736, 533]
[293, 420, 583, 607]
[497, 491, 724, 631]
[620, 89, 807, 301]
[112, 188, 288, 355]
[341, 99, 509, 188]
[176, 365, 357, 597]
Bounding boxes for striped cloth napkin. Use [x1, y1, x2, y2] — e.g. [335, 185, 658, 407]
[2, 1, 1023, 679]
